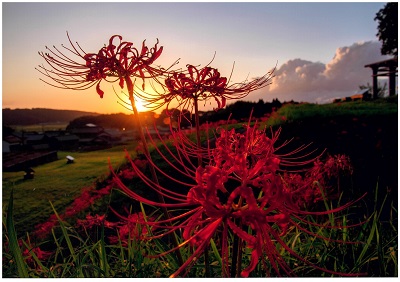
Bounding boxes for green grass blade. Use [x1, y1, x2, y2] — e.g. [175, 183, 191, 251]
[210, 238, 223, 267]
[389, 247, 398, 276]
[375, 222, 385, 276]
[99, 225, 110, 277]
[355, 212, 377, 267]
[315, 182, 335, 226]
[22, 240, 50, 276]
[49, 201, 76, 261]
[6, 189, 29, 278]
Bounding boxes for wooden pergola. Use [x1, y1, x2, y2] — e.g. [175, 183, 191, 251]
[365, 57, 398, 99]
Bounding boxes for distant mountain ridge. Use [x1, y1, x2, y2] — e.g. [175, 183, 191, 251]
[2, 108, 99, 125]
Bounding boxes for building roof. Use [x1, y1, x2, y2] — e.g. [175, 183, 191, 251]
[26, 134, 47, 142]
[71, 127, 103, 134]
[54, 135, 79, 141]
[4, 135, 21, 144]
[365, 57, 398, 69]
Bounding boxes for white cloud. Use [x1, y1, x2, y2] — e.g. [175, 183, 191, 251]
[253, 41, 391, 103]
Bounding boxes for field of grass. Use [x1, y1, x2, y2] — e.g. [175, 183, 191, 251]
[2, 143, 138, 235]
[3, 97, 398, 236]
[2, 97, 398, 277]
[10, 123, 69, 132]
[265, 96, 398, 127]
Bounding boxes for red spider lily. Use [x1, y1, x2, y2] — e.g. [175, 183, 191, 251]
[76, 213, 116, 230]
[32, 214, 60, 240]
[110, 120, 365, 277]
[37, 33, 167, 98]
[135, 63, 274, 113]
[32, 156, 149, 240]
[118, 159, 148, 180]
[32, 184, 114, 240]
[164, 65, 228, 110]
[19, 239, 52, 271]
[108, 210, 154, 246]
[22, 246, 52, 271]
[36, 33, 180, 267]
[282, 154, 354, 207]
[64, 184, 113, 217]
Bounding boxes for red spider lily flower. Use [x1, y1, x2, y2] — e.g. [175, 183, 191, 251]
[110, 120, 366, 277]
[20, 240, 52, 271]
[164, 65, 228, 110]
[32, 184, 114, 240]
[64, 184, 113, 217]
[118, 159, 148, 180]
[32, 155, 148, 240]
[32, 214, 62, 240]
[136, 63, 274, 113]
[282, 154, 354, 208]
[21, 244, 51, 260]
[76, 213, 115, 230]
[37, 33, 167, 98]
[108, 210, 154, 246]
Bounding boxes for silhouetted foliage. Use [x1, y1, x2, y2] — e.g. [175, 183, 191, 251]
[66, 111, 168, 131]
[199, 98, 283, 124]
[375, 2, 398, 56]
[5, 99, 286, 131]
[65, 99, 285, 130]
[66, 113, 134, 131]
[156, 108, 193, 128]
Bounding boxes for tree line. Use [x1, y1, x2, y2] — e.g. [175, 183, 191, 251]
[3, 108, 98, 126]
[66, 98, 292, 130]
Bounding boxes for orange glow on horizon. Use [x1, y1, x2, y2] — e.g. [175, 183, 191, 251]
[134, 98, 146, 113]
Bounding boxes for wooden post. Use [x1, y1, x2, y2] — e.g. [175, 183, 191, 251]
[365, 58, 397, 99]
[389, 66, 396, 96]
[372, 67, 378, 99]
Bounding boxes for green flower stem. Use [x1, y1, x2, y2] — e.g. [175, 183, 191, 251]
[231, 197, 244, 277]
[126, 76, 184, 267]
[194, 98, 210, 277]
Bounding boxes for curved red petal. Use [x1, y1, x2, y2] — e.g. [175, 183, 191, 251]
[119, 77, 124, 89]
[96, 82, 104, 98]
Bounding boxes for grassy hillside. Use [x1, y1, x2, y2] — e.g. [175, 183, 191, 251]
[2, 97, 398, 236]
[265, 96, 398, 127]
[2, 143, 138, 235]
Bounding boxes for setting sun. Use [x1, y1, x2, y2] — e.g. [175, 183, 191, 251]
[134, 97, 146, 112]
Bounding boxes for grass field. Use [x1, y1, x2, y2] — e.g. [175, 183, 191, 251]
[265, 95, 398, 127]
[10, 123, 69, 132]
[2, 97, 398, 277]
[3, 97, 398, 236]
[2, 143, 138, 235]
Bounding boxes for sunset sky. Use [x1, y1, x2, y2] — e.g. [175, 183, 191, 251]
[2, 2, 391, 114]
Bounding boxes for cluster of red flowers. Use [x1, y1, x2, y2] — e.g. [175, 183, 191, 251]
[283, 154, 353, 207]
[84, 35, 164, 97]
[21, 241, 52, 272]
[111, 121, 364, 277]
[107, 211, 153, 246]
[162, 65, 228, 111]
[35, 34, 365, 278]
[37, 33, 168, 100]
[32, 158, 148, 240]
[3, 238, 52, 273]
[138, 62, 274, 114]
[32, 184, 113, 240]
[75, 209, 152, 246]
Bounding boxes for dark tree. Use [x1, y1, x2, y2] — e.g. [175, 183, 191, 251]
[271, 98, 282, 109]
[375, 2, 398, 56]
